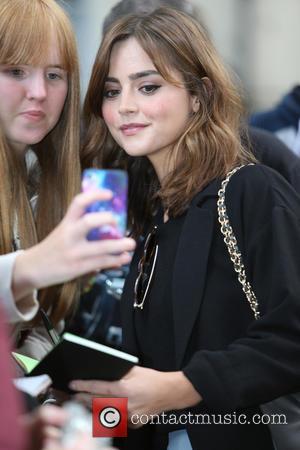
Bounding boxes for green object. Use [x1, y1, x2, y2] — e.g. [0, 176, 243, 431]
[12, 352, 39, 373]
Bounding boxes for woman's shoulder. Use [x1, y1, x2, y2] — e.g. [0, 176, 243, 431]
[226, 163, 300, 210]
[229, 163, 292, 187]
[224, 163, 300, 242]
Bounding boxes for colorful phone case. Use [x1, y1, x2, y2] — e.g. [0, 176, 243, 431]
[82, 169, 128, 240]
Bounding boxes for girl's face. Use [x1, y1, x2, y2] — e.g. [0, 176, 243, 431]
[102, 37, 199, 180]
[0, 34, 68, 154]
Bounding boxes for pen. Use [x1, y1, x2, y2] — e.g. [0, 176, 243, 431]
[39, 308, 61, 346]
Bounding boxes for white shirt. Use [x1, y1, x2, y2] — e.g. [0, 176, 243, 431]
[0, 251, 39, 323]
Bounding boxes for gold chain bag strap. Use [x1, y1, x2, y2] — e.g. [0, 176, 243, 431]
[217, 164, 259, 319]
[217, 164, 300, 450]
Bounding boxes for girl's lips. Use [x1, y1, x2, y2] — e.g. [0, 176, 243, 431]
[21, 110, 45, 121]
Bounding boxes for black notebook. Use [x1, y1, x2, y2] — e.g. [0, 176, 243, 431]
[28, 332, 139, 392]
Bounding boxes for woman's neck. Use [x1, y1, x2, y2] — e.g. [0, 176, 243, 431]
[148, 149, 175, 183]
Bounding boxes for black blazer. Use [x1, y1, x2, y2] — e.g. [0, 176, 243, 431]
[120, 164, 300, 450]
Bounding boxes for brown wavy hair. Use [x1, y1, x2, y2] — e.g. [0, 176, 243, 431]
[82, 7, 255, 237]
[0, 0, 81, 324]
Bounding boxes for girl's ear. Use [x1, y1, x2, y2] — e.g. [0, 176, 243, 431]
[191, 77, 212, 113]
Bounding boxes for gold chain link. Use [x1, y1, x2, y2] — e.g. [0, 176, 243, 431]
[217, 164, 260, 320]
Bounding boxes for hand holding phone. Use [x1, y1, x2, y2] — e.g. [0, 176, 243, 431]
[81, 169, 128, 240]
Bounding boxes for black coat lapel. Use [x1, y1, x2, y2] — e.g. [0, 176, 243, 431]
[173, 180, 220, 368]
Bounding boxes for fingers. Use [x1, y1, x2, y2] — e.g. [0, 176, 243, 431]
[35, 404, 68, 428]
[76, 211, 116, 237]
[65, 190, 113, 221]
[70, 380, 119, 397]
[19, 406, 68, 450]
[75, 251, 132, 275]
[85, 237, 136, 257]
[74, 393, 93, 409]
[42, 425, 62, 441]
[70, 379, 105, 393]
[91, 252, 132, 271]
[19, 405, 68, 430]
[75, 237, 135, 272]
[36, 192, 136, 285]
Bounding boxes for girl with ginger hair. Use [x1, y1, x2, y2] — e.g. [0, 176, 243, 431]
[0, 0, 135, 359]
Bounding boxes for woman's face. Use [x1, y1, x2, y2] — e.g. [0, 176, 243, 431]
[102, 37, 199, 179]
[0, 34, 68, 154]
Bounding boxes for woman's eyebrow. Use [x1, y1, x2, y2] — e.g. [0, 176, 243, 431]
[105, 70, 159, 83]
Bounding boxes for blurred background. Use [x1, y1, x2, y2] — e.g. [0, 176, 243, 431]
[59, 0, 300, 114]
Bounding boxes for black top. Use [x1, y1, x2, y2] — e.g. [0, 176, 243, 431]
[134, 211, 186, 372]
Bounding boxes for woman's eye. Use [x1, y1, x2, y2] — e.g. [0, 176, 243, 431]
[140, 84, 161, 94]
[104, 89, 120, 99]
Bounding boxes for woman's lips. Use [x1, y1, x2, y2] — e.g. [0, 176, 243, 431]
[120, 123, 149, 136]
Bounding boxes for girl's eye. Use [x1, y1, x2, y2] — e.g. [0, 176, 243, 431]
[46, 71, 66, 81]
[103, 89, 120, 99]
[6, 68, 25, 79]
[140, 84, 161, 94]
[47, 72, 61, 80]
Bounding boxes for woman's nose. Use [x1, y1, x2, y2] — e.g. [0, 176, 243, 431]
[118, 91, 138, 115]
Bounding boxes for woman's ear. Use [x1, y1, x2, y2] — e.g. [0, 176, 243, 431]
[191, 96, 200, 114]
[191, 77, 212, 113]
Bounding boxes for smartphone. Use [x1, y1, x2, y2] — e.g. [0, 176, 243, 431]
[81, 169, 128, 240]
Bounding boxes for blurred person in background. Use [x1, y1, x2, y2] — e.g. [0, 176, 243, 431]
[250, 85, 300, 157]
[102, 0, 205, 35]
[0, 303, 25, 450]
[0, 303, 114, 450]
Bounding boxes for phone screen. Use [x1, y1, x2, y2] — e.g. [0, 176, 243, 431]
[82, 169, 128, 240]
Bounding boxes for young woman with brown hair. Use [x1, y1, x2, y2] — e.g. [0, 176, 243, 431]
[74, 7, 300, 450]
[0, 0, 135, 359]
